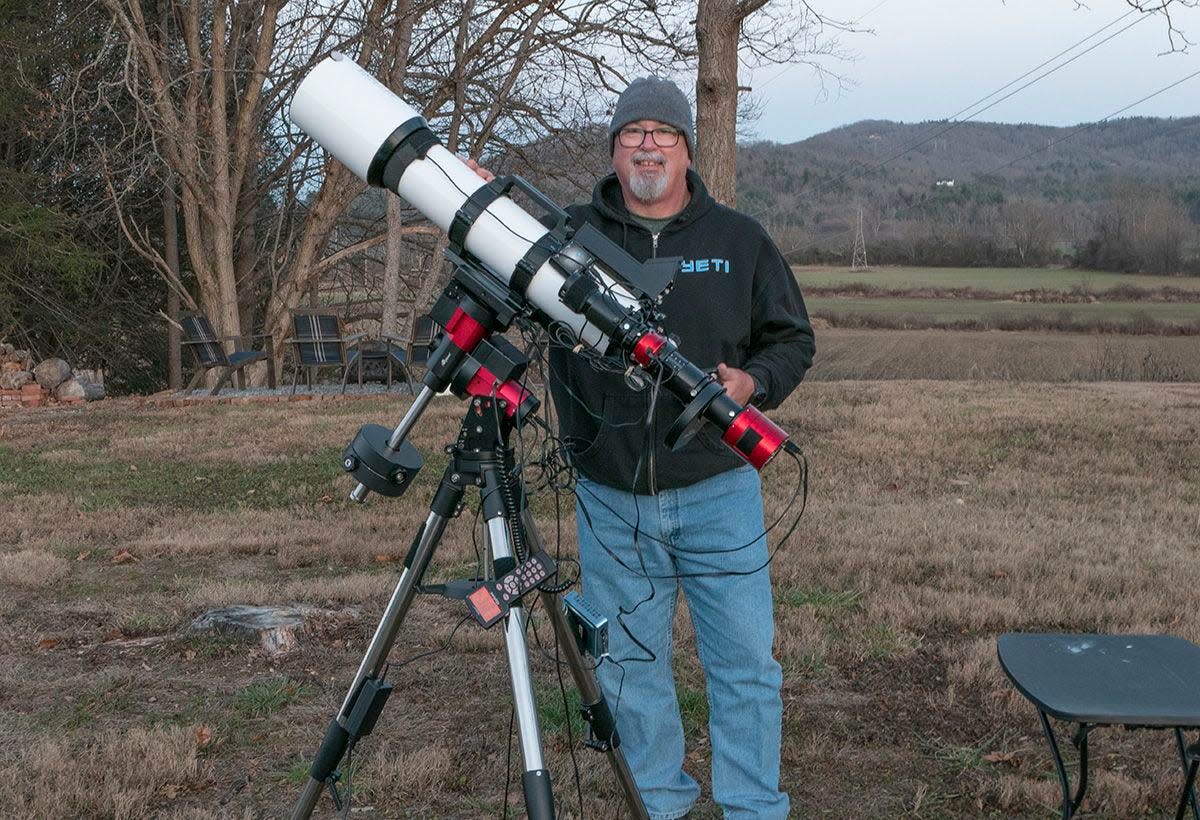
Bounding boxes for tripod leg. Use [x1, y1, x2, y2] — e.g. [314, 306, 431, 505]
[539, 589, 649, 819]
[484, 514, 555, 820]
[521, 511, 650, 820]
[291, 499, 456, 820]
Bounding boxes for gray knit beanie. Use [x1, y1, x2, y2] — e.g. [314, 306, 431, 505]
[608, 77, 695, 158]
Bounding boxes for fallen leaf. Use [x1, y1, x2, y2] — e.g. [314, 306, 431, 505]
[111, 549, 138, 564]
[983, 750, 1021, 766]
[160, 783, 178, 799]
[992, 570, 1008, 579]
[128, 464, 138, 472]
[183, 649, 197, 661]
[36, 638, 58, 651]
[75, 551, 90, 561]
[194, 725, 213, 748]
[319, 494, 334, 503]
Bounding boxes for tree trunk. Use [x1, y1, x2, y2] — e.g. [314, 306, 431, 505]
[695, 0, 746, 208]
[163, 175, 182, 390]
[381, 196, 404, 336]
[407, 235, 449, 340]
[695, 0, 773, 208]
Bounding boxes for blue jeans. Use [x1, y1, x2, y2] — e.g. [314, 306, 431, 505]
[575, 466, 789, 820]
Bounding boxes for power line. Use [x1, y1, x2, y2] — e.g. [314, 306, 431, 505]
[745, 4, 1155, 225]
[853, 0, 893, 25]
[941, 8, 1138, 125]
[985, 68, 1200, 175]
[865, 9, 1151, 175]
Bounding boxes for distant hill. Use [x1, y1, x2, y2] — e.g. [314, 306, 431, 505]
[736, 116, 1200, 270]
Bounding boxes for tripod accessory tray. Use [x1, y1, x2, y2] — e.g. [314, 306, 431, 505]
[467, 550, 557, 628]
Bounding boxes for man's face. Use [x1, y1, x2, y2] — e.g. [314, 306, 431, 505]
[612, 119, 689, 207]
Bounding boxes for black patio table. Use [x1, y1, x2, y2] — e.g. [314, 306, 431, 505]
[997, 633, 1200, 819]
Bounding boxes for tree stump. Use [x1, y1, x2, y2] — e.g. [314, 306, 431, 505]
[189, 604, 358, 656]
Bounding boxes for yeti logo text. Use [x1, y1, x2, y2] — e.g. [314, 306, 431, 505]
[679, 258, 731, 274]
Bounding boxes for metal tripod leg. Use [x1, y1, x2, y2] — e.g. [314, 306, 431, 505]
[484, 515, 556, 819]
[290, 496, 456, 820]
[522, 510, 649, 820]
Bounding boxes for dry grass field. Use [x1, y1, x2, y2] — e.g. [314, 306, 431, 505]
[811, 329, 1200, 382]
[793, 266, 1200, 337]
[793, 266, 1200, 295]
[1, 380, 1199, 818]
[804, 296, 1200, 334]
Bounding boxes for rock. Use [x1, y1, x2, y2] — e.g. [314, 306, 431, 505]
[189, 604, 359, 656]
[0, 371, 31, 390]
[33, 358, 71, 389]
[54, 377, 87, 402]
[80, 379, 106, 401]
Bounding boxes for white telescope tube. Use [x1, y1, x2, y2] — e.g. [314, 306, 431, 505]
[290, 53, 639, 351]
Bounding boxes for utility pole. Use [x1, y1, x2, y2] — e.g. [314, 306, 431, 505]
[851, 205, 870, 271]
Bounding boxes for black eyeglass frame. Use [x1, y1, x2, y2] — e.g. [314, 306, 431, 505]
[616, 126, 683, 149]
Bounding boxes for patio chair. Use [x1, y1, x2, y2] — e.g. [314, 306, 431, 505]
[181, 314, 276, 397]
[287, 309, 368, 394]
[381, 314, 440, 391]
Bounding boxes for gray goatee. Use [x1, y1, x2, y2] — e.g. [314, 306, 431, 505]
[628, 150, 668, 202]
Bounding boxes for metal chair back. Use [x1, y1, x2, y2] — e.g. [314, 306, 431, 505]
[182, 315, 228, 367]
[291, 312, 348, 366]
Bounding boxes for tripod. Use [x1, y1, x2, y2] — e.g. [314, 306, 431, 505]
[289, 323, 648, 819]
[287, 221, 794, 817]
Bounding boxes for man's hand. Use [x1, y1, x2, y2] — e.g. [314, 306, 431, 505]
[463, 158, 495, 182]
[716, 363, 755, 406]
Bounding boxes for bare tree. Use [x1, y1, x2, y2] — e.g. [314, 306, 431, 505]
[1002, 200, 1055, 267]
[693, 0, 852, 207]
[1120, 0, 1198, 51]
[70, 0, 685, 385]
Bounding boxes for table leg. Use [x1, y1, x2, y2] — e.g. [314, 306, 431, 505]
[1037, 711, 1091, 819]
[1174, 729, 1200, 820]
[1071, 723, 1092, 816]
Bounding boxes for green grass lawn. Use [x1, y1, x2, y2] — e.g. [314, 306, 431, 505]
[807, 295, 1200, 328]
[794, 265, 1200, 293]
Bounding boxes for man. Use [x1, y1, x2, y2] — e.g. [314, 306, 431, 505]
[475, 77, 814, 819]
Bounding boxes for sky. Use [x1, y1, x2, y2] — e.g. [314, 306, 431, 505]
[748, 0, 1200, 144]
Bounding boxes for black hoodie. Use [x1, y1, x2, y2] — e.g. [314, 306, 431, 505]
[548, 169, 815, 494]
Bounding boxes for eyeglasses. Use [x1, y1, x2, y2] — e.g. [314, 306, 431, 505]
[617, 126, 682, 149]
